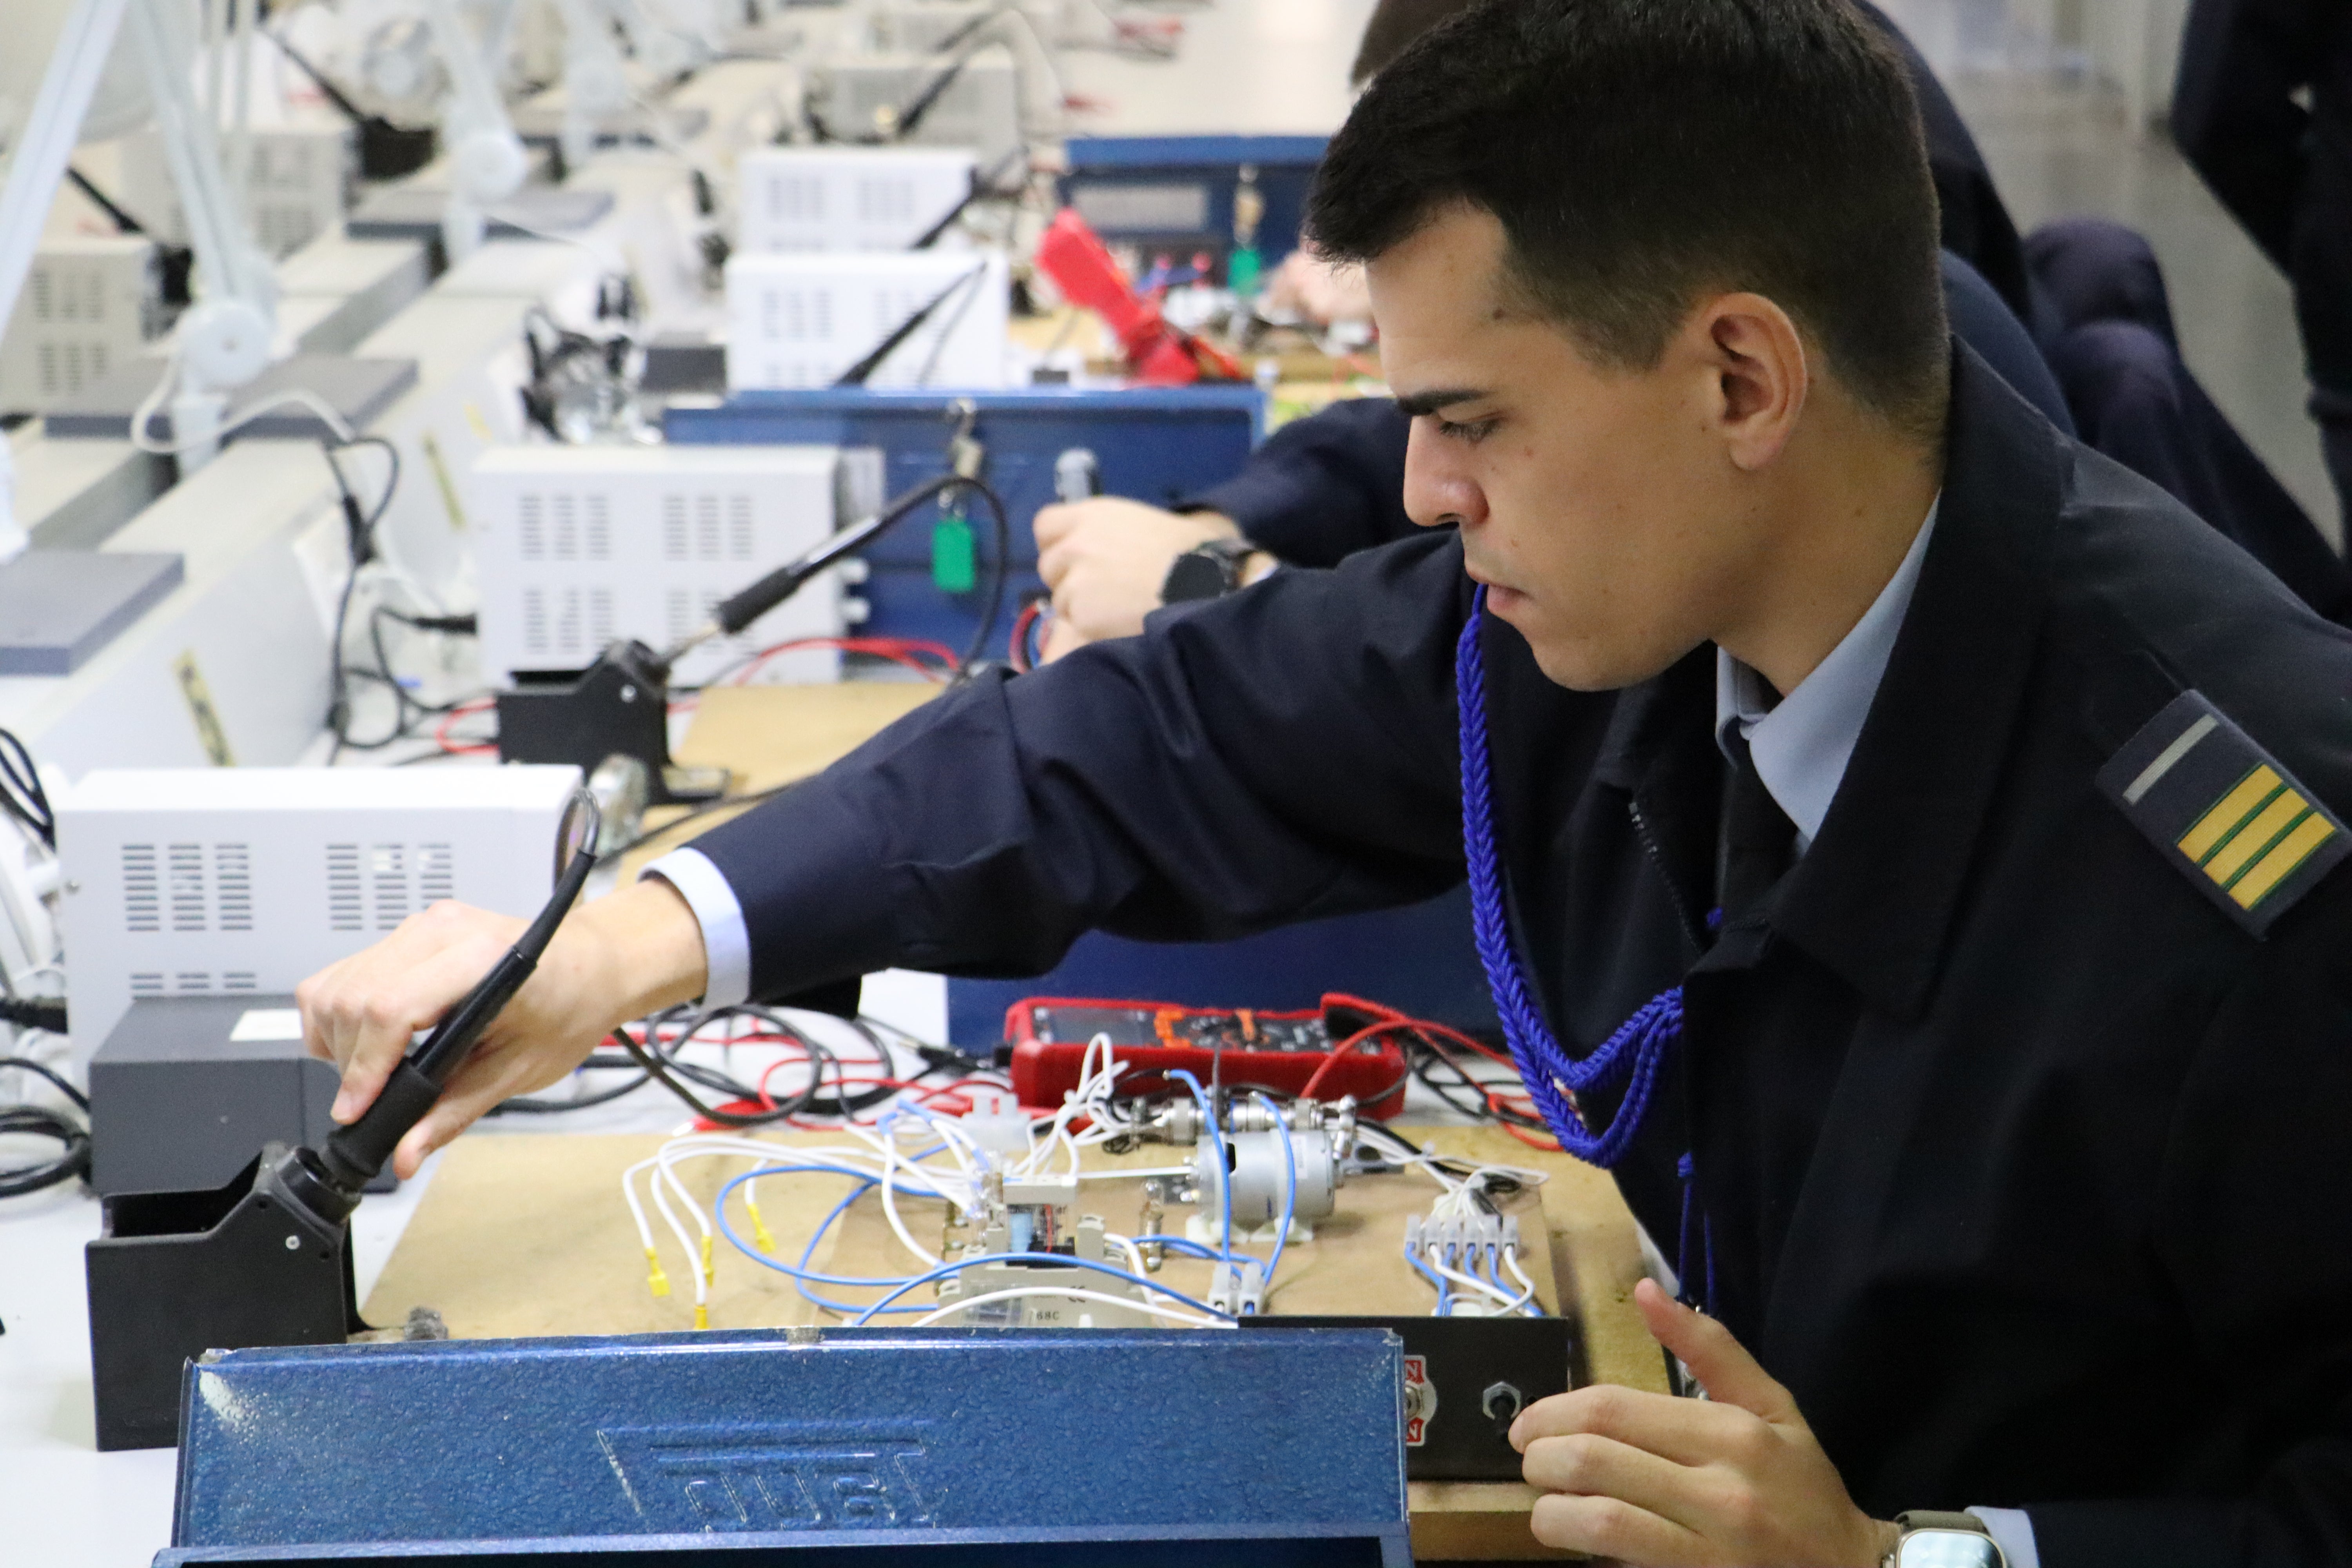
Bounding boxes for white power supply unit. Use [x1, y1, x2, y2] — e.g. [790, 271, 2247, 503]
[0, 236, 165, 414]
[54, 765, 581, 1052]
[736, 146, 978, 254]
[120, 120, 356, 260]
[725, 249, 1009, 390]
[812, 50, 1022, 164]
[468, 444, 882, 687]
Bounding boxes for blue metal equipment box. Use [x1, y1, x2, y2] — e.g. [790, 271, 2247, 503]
[1060, 135, 1328, 279]
[665, 386, 1265, 660]
[160, 1326, 1413, 1566]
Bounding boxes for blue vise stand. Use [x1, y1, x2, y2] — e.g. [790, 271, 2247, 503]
[160, 1325, 1415, 1567]
[664, 385, 1265, 662]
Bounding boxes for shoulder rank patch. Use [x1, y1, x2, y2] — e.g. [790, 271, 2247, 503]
[2096, 690, 2351, 937]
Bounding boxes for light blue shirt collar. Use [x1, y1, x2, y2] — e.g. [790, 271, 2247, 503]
[1715, 498, 1941, 854]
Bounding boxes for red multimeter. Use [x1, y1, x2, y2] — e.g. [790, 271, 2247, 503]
[1001, 995, 1410, 1117]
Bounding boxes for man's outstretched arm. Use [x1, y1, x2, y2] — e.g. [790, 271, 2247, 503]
[303, 532, 1513, 1171]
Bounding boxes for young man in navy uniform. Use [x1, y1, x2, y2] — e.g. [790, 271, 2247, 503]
[303, 1, 2352, 1563]
[1028, 0, 2053, 657]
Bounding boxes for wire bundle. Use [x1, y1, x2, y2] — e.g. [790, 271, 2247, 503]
[0, 728, 55, 850]
[622, 1034, 1283, 1333]
[1377, 1136, 1547, 1318]
[488, 1007, 974, 1127]
[0, 1056, 90, 1199]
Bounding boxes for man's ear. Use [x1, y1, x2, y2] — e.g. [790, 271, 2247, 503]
[1689, 292, 1809, 472]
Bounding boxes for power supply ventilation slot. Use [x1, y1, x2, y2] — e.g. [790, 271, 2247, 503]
[327, 844, 363, 931]
[664, 494, 688, 561]
[587, 495, 612, 561]
[129, 973, 163, 996]
[223, 971, 258, 992]
[696, 494, 722, 560]
[758, 287, 834, 346]
[554, 494, 579, 561]
[174, 972, 213, 994]
[523, 588, 550, 654]
[520, 493, 546, 561]
[214, 843, 253, 932]
[857, 177, 918, 224]
[371, 844, 410, 930]
[729, 494, 754, 560]
[122, 845, 161, 933]
[419, 844, 457, 906]
[30, 270, 52, 323]
[766, 173, 824, 224]
[169, 844, 207, 932]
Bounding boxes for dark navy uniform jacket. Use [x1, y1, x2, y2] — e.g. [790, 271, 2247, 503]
[688, 348, 2352, 1566]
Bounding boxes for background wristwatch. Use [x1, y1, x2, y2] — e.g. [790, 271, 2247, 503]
[1882, 1511, 2007, 1568]
[1160, 536, 1261, 603]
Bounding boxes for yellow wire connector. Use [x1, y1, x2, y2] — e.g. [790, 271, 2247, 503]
[644, 1247, 671, 1298]
[700, 1234, 717, 1287]
[747, 1200, 777, 1253]
[694, 1303, 710, 1330]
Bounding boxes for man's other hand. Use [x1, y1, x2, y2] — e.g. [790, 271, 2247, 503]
[1509, 1279, 1899, 1567]
[1032, 498, 1241, 658]
[296, 878, 709, 1177]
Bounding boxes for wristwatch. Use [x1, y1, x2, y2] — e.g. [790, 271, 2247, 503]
[1160, 537, 1261, 604]
[1881, 1511, 2006, 1568]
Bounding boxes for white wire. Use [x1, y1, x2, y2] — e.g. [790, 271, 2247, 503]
[909, 1287, 1231, 1331]
[128, 372, 361, 456]
[1497, 1245, 1540, 1315]
[1428, 1244, 1519, 1313]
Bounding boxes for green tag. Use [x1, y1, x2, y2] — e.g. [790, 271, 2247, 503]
[1226, 245, 1262, 298]
[931, 516, 976, 593]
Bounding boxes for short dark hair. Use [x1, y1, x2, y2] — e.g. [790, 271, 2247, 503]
[1312, 0, 1950, 435]
[1350, 0, 1475, 85]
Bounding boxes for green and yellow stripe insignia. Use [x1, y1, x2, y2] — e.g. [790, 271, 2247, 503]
[2098, 691, 2352, 937]
[2178, 766, 2340, 909]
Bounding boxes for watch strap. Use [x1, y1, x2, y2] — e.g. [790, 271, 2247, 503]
[1895, 1512, 1989, 1535]
[1160, 537, 1257, 604]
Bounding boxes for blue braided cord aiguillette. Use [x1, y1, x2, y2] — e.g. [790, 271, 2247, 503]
[1455, 590, 1683, 1169]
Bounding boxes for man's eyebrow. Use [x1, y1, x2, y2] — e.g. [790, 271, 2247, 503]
[1392, 387, 1491, 418]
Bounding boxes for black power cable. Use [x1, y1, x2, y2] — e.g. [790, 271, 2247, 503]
[0, 998, 67, 1035]
[832, 265, 991, 388]
[0, 1057, 90, 1199]
[320, 436, 402, 762]
[0, 728, 54, 850]
[612, 1020, 837, 1127]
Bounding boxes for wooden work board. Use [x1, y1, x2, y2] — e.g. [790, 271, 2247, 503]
[365, 1122, 1666, 1559]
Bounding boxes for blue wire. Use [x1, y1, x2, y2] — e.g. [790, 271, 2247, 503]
[714, 1166, 946, 1288]
[1247, 1092, 1297, 1297]
[1152, 1236, 1226, 1261]
[849, 1250, 1234, 1325]
[787, 1178, 931, 1317]
[1403, 1238, 1450, 1315]
[1166, 1069, 1234, 1261]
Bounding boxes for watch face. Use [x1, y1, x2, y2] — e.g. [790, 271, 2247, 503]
[1899, 1529, 2004, 1568]
[1161, 552, 1232, 604]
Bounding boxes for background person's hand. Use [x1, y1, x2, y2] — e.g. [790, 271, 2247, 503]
[1508, 1279, 1898, 1567]
[1032, 497, 1241, 655]
[297, 878, 708, 1178]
